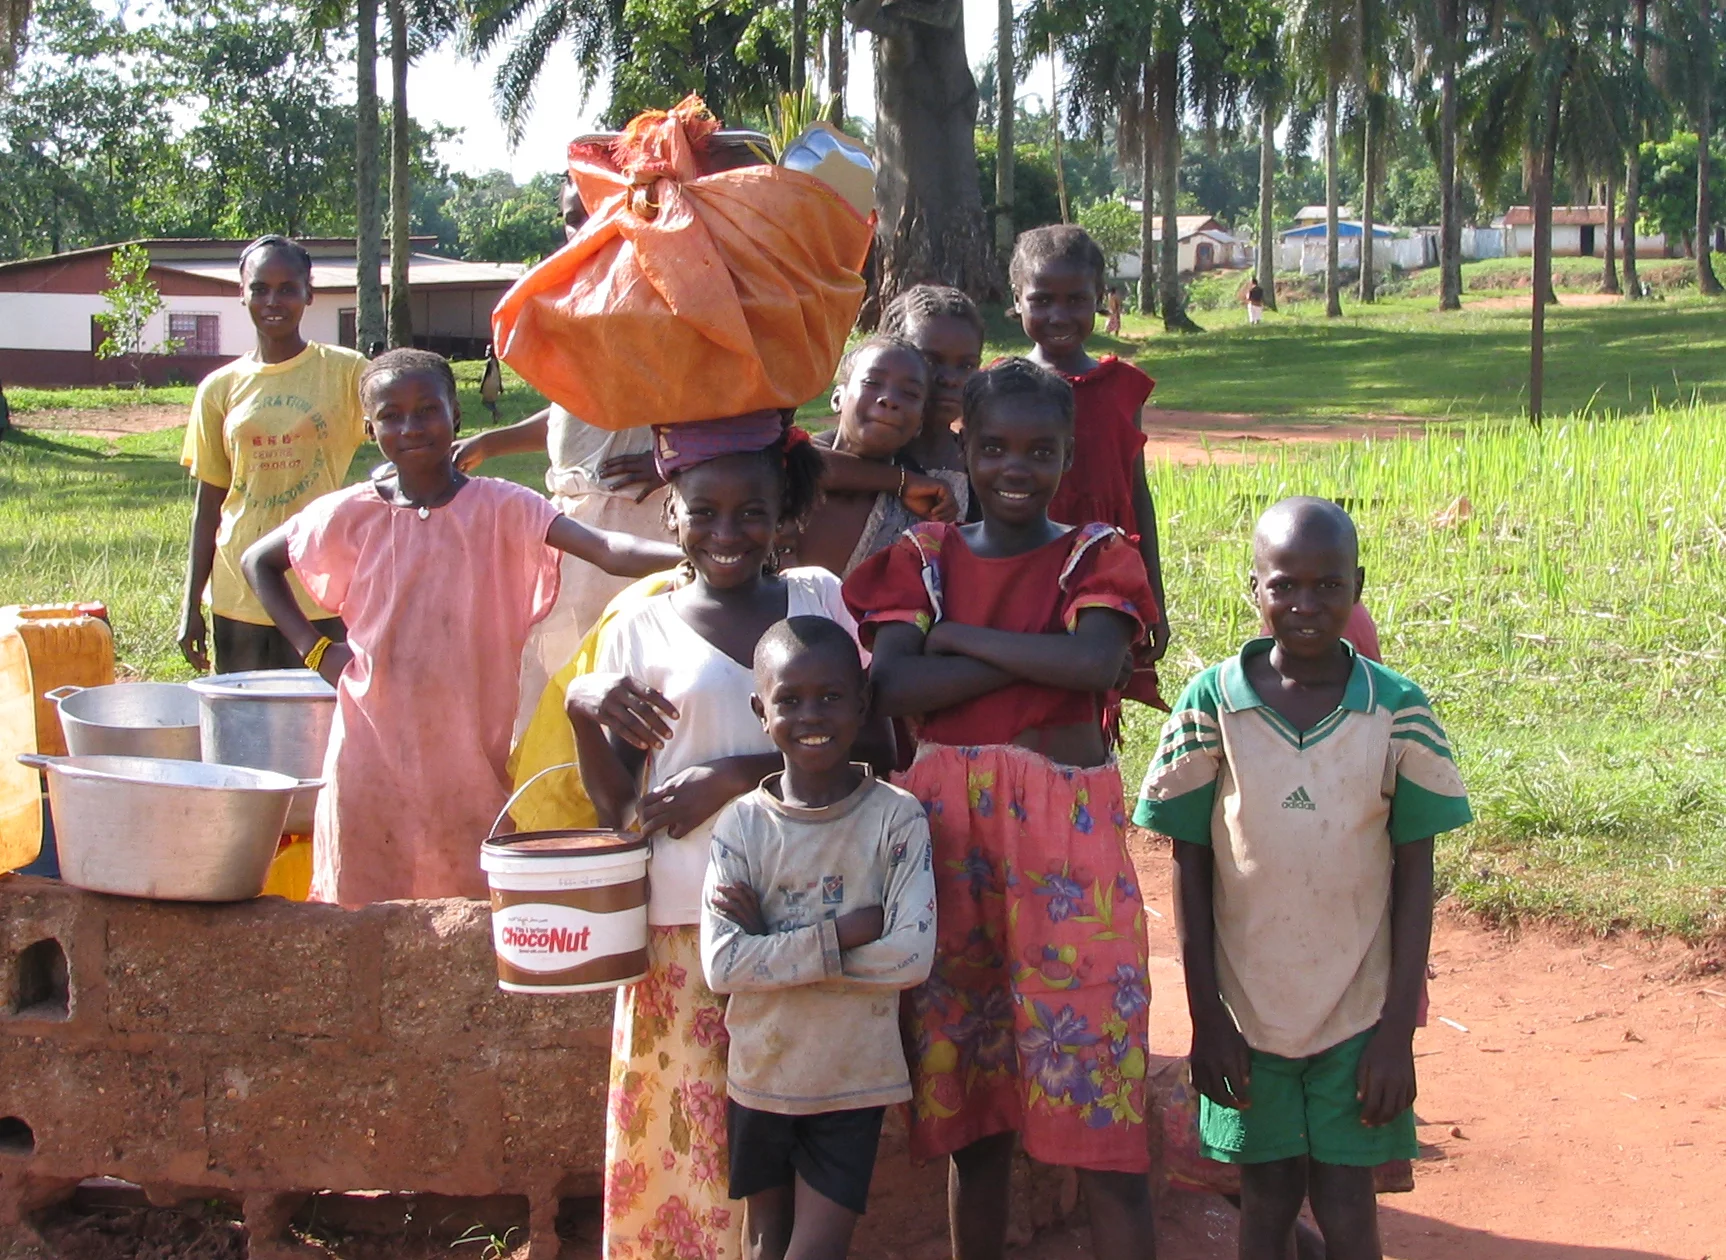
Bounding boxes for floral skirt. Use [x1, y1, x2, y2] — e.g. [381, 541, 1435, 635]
[602, 924, 742, 1260]
[896, 743, 1152, 1174]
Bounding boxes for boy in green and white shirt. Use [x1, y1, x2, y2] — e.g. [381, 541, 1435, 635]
[1135, 497, 1471, 1260]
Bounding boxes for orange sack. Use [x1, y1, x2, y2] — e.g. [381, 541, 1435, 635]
[493, 96, 874, 431]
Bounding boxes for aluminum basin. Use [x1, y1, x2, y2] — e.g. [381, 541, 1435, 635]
[47, 682, 202, 761]
[189, 670, 335, 835]
[19, 753, 314, 901]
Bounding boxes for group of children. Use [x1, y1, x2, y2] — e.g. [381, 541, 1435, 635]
[174, 218, 1471, 1260]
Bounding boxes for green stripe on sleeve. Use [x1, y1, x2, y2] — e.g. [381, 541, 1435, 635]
[1391, 727, 1455, 762]
[1134, 783, 1218, 846]
[1389, 774, 1473, 844]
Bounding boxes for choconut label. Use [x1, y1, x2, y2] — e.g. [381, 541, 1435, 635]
[489, 879, 649, 987]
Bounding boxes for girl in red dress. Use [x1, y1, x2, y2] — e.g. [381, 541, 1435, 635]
[1010, 225, 1170, 697]
[844, 358, 1161, 1260]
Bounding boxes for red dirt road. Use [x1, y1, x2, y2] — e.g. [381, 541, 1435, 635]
[1142, 409, 1433, 466]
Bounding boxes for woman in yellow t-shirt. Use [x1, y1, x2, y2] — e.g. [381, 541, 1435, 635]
[178, 235, 368, 673]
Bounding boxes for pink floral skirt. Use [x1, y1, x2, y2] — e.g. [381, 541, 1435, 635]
[896, 743, 1152, 1174]
[602, 925, 741, 1260]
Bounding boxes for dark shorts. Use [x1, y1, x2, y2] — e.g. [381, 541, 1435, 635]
[212, 615, 344, 675]
[726, 1101, 886, 1216]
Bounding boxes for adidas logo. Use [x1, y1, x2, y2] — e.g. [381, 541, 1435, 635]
[1281, 787, 1316, 811]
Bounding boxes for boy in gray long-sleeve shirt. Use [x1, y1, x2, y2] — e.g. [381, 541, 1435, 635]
[701, 616, 935, 1259]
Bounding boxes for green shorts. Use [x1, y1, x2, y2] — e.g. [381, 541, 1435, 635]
[1198, 1027, 1417, 1167]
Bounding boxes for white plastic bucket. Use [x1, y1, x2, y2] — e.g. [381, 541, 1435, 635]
[480, 767, 649, 994]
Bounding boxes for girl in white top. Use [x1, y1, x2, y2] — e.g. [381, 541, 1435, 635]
[568, 413, 880, 1260]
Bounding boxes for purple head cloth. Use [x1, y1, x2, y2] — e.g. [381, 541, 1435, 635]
[653, 410, 787, 479]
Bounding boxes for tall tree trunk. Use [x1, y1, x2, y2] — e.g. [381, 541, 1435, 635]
[1624, 0, 1647, 298]
[1138, 57, 1157, 315]
[1257, 94, 1278, 312]
[355, 0, 384, 354]
[1602, 175, 1621, 293]
[1358, 105, 1376, 302]
[386, 0, 412, 348]
[1324, 70, 1342, 318]
[827, 17, 847, 118]
[1157, 39, 1197, 332]
[1697, 46, 1722, 295]
[994, 0, 1014, 262]
[858, 2, 999, 315]
[792, 0, 807, 93]
[1438, 0, 1463, 310]
[1046, 16, 1068, 223]
[1530, 111, 1559, 426]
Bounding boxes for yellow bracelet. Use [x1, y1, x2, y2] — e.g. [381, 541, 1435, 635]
[303, 636, 334, 672]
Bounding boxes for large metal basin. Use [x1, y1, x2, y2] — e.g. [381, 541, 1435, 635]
[18, 753, 314, 901]
[46, 682, 202, 761]
[188, 670, 335, 834]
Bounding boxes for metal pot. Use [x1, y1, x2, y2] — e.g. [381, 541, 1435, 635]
[188, 670, 335, 835]
[46, 682, 202, 761]
[17, 753, 317, 901]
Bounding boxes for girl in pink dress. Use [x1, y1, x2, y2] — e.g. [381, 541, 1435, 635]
[243, 348, 681, 906]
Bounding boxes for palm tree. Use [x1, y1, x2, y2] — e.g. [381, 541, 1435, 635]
[1467, 0, 1630, 422]
[1622, 0, 1650, 298]
[385, 0, 458, 348]
[356, 0, 384, 352]
[1286, 0, 1357, 319]
[462, 0, 624, 145]
[995, 0, 1015, 263]
[1658, 0, 1723, 294]
[1354, 0, 1398, 303]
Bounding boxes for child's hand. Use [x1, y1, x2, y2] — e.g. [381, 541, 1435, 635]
[451, 433, 491, 473]
[567, 673, 678, 750]
[901, 472, 958, 523]
[599, 452, 665, 503]
[314, 642, 354, 687]
[177, 606, 210, 673]
[1356, 1024, 1417, 1126]
[640, 762, 743, 838]
[835, 905, 885, 949]
[1145, 618, 1170, 664]
[712, 882, 767, 934]
[1189, 1010, 1253, 1110]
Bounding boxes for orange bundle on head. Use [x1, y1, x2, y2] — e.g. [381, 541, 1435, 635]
[492, 95, 874, 431]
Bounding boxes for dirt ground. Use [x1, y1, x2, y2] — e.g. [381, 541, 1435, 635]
[1141, 409, 1432, 465]
[1462, 292, 1627, 313]
[12, 405, 186, 439]
[16, 831, 1722, 1260]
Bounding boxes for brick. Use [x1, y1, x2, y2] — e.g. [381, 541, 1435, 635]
[496, 1042, 612, 1180]
[103, 896, 370, 1038]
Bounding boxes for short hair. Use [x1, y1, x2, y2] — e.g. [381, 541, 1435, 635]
[753, 615, 863, 683]
[836, 334, 928, 391]
[359, 347, 458, 409]
[880, 284, 985, 343]
[238, 235, 314, 283]
[961, 356, 1075, 430]
[1253, 497, 1360, 566]
[1008, 224, 1108, 296]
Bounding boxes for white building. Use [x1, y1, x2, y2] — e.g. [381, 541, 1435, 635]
[0, 238, 525, 387]
[1499, 207, 1670, 259]
[1113, 211, 1251, 277]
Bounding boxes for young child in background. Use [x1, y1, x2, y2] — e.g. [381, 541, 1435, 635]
[799, 336, 931, 576]
[880, 284, 986, 518]
[179, 235, 366, 674]
[1136, 497, 1472, 1260]
[454, 179, 670, 739]
[844, 359, 1160, 1260]
[701, 616, 935, 1259]
[1105, 283, 1124, 335]
[567, 413, 882, 1260]
[1010, 225, 1171, 684]
[241, 349, 680, 907]
[1246, 278, 1266, 326]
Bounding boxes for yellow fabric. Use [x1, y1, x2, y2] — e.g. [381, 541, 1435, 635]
[506, 570, 682, 832]
[181, 342, 368, 625]
[261, 835, 313, 901]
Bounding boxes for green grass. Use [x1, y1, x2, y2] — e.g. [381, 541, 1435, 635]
[1115, 406, 1726, 939]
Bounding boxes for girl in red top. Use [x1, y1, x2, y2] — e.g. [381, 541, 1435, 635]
[1011, 225, 1170, 676]
[844, 358, 1160, 1260]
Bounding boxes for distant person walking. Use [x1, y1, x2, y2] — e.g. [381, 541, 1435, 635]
[1105, 283, 1124, 335]
[1247, 278, 1266, 326]
[178, 235, 367, 674]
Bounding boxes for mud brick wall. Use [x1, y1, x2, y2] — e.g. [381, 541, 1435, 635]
[0, 876, 613, 1257]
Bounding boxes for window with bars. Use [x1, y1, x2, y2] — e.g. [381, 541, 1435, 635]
[168, 313, 220, 356]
